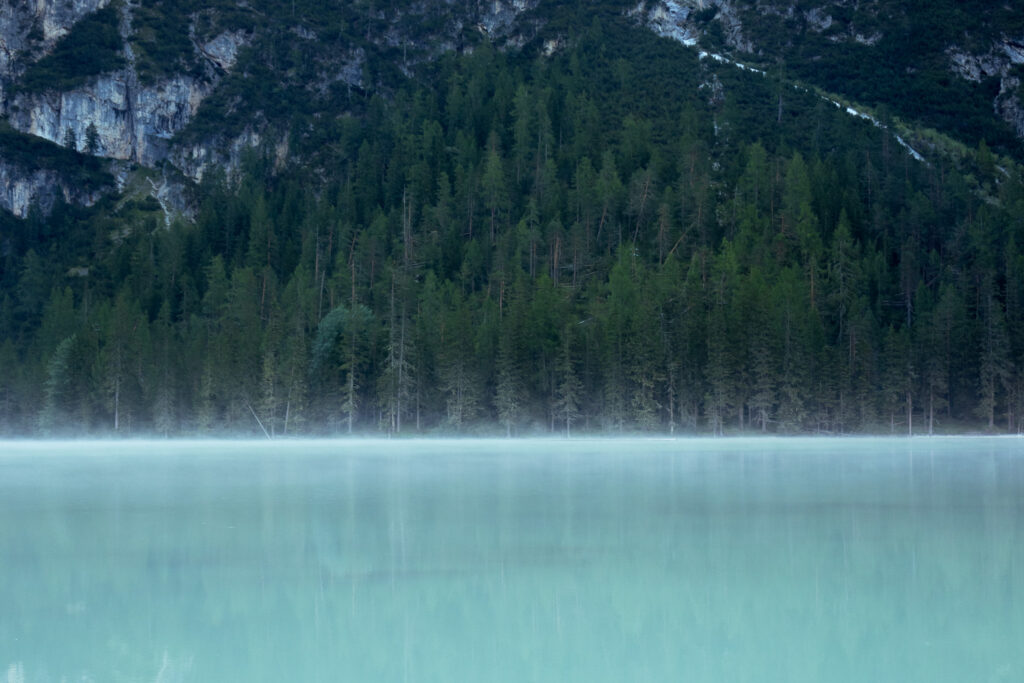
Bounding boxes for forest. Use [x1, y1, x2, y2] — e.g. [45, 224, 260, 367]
[720, 0, 1024, 160]
[1, 16, 1023, 437]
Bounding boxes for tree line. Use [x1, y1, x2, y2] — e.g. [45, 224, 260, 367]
[1, 19, 1023, 436]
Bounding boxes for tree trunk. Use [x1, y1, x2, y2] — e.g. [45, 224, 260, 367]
[928, 389, 933, 436]
[907, 391, 912, 437]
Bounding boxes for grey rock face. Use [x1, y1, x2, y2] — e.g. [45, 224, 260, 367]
[804, 7, 831, 32]
[0, 159, 103, 217]
[634, 0, 751, 54]
[199, 31, 247, 71]
[479, 0, 535, 35]
[2, 3, 251, 174]
[1, 0, 542, 193]
[636, 0, 698, 45]
[37, 0, 110, 43]
[170, 127, 280, 183]
[711, 1, 750, 52]
[949, 38, 1024, 139]
[997, 76, 1024, 139]
[949, 49, 1006, 82]
[1001, 39, 1024, 67]
[8, 72, 212, 165]
[0, 0, 110, 81]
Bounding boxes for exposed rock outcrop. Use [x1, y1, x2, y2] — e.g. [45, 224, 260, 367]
[949, 38, 1024, 139]
[0, 158, 105, 217]
[198, 30, 246, 72]
[0, 0, 110, 82]
[635, 0, 751, 53]
[2, 0, 543, 189]
[948, 49, 1006, 82]
[8, 72, 212, 166]
[170, 127, 266, 183]
[1, 2, 253, 181]
[997, 75, 1024, 139]
[479, 0, 536, 36]
[635, 0, 698, 46]
[636, 1, 1024, 147]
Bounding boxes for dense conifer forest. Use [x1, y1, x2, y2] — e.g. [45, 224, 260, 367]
[2, 16, 1024, 436]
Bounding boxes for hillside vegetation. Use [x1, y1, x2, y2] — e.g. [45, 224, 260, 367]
[17, 5, 125, 93]
[2, 16, 1023, 436]
[697, 0, 1024, 159]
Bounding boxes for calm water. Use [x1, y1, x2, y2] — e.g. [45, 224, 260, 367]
[1, 438, 1022, 682]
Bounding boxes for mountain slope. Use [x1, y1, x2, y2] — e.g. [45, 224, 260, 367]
[3, 10, 1024, 436]
[1, 0, 1023, 217]
[0, 0, 544, 187]
[635, 0, 1024, 157]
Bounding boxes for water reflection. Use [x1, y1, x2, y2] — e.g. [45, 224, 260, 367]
[1, 438, 1022, 682]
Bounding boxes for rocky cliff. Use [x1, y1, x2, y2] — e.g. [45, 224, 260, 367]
[0, 119, 113, 216]
[950, 39, 1024, 139]
[2, 0, 1023, 218]
[2, 0, 249, 167]
[635, 0, 1024, 153]
[0, 156, 106, 217]
[0, 0, 543, 213]
[0, 0, 110, 84]
[7, 72, 212, 165]
[0, 0, 242, 213]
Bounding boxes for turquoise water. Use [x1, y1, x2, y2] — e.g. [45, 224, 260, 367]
[1, 438, 1022, 682]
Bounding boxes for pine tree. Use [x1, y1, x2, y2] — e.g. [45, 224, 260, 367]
[63, 127, 77, 152]
[774, 268, 811, 432]
[441, 356, 479, 431]
[281, 316, 309, 435]
[380, 267, 415, 434]
[600, 252, 637, 431]
[743, 268, 776, 431]
[84, 123, 100, 155]
[342, 308, 370, 434]
[152, 302, 176, 437]
[102, 289, 143, 433]
[881, 325, 914, 434]
[512, 84, 533, 185]
[481, 132, 509, 244]
[554, 325, 581, 437]
[627, 279, 662, 431]
[196, 362, 216, 433]
[495, 329, 522, 437]
[225, 267, 263, 426]
[1003, 239, 1024, 432]
[596, 151, 625, 249]
[977, 288, 1011, 430]
[38, 335, 77, 435]
[0, 340, 19, 433]
[705, 243, 740, 434]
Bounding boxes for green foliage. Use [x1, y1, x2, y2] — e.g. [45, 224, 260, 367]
[0, 123, 114, 193]
[130, 0, 252, 84]
[3, 10, 1024, 435]
[18, 6, 125, 93]
[717, 0, 1024, 158]
[85, 123, 100, 155]
[38, 334, 78, 434]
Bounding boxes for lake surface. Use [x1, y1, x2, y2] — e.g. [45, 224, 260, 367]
[1, 437, 1022, 682]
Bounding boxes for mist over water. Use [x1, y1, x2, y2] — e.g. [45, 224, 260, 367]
[2, 438, 1022, 682]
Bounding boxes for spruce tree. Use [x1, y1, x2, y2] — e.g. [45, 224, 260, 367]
[85, 122, 100, 155]
[63, 126, 76, 152]
[554, 325, 581, 437]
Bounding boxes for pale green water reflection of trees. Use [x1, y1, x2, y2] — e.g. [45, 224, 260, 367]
[0, 439, 1021, 682]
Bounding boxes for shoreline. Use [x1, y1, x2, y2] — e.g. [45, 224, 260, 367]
[1, 433, 1022, 446]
